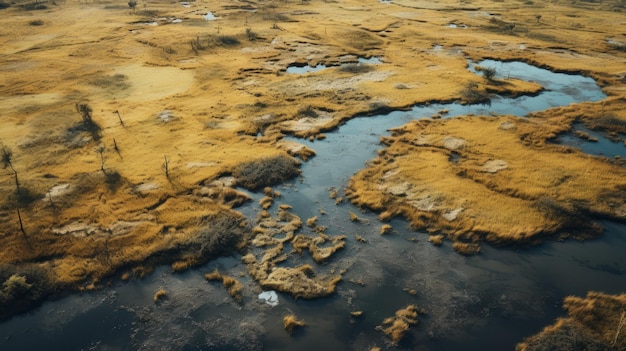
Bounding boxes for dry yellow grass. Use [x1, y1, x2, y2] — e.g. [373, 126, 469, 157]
[283, 314, 306, 335]
[204, 269, 244, 303]
[376, 304, 425, 344]
[380, 224, 393, 235]
[153, 288, 167, 303]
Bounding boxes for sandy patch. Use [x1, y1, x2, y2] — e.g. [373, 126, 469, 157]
[482, 159, 508, 173]
[112, 64, 194, 102]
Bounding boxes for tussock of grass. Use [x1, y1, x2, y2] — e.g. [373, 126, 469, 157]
[428, 234, 444, 246]
[204, 269, 244, 303]
[233, 154, 301, 190]
[283, 314, 306, 335]
[375, 305, 425, 343]
[0, 265, 53, 320]
[380, 224, 392, 235]
[153, 288, 167, 303]
[452, 242, 481, 256]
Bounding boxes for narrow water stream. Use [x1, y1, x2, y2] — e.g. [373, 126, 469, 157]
[1, 61, 624, 351]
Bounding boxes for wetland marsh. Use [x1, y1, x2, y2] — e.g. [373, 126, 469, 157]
[1, 0, 626, 349]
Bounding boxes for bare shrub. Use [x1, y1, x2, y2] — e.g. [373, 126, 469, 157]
[233, 155, 301, 190]
[461, 82, 490, 104]
[0, 265, 53, 321]
[246, 27, 258, 41]
[190, 34, 241, 53]
[70, 103, 101, 141]
[191, 213, 249, 258]
[28, 19, 44, 26]
[217, 35, 240, 46]
[77, 103, 98, 129]
[475, 65, 497, 80]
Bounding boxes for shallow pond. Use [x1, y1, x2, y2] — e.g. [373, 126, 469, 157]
[286, 56, 382, 74]
[554, 123, 625, 158]
[1, 60, 623, 351]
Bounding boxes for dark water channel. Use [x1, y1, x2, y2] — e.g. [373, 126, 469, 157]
[2, 61, 625, 351]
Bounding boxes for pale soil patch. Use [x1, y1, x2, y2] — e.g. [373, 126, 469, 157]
[112, 64, 194, 102]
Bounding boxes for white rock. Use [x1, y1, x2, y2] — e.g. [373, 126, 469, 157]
[258, 291, 279, 307]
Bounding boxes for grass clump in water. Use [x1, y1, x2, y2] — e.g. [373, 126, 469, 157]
[283, 314, 306, 335]
[233, 155, 300, 190]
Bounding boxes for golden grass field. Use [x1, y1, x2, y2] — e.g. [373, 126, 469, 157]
[0, 0, 625, 344]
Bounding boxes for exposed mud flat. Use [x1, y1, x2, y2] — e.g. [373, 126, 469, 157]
[0, 0, 626, 349]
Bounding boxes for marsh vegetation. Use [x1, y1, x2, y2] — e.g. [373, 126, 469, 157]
[0, 0, 625, 349]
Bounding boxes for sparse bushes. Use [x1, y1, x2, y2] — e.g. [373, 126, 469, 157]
[461, 82, 490, 104]
[475, 65, 497, 80]
[246, 27, 258, 41]
[73, 102, 101, 141]
[0, 265, 53, 321]
[191, 212, 249, 258]
[28, 19, 44, 26]
[233, 155, 301, 190]
[104, 169, 122, 189]
[190, 34, 241, 53]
